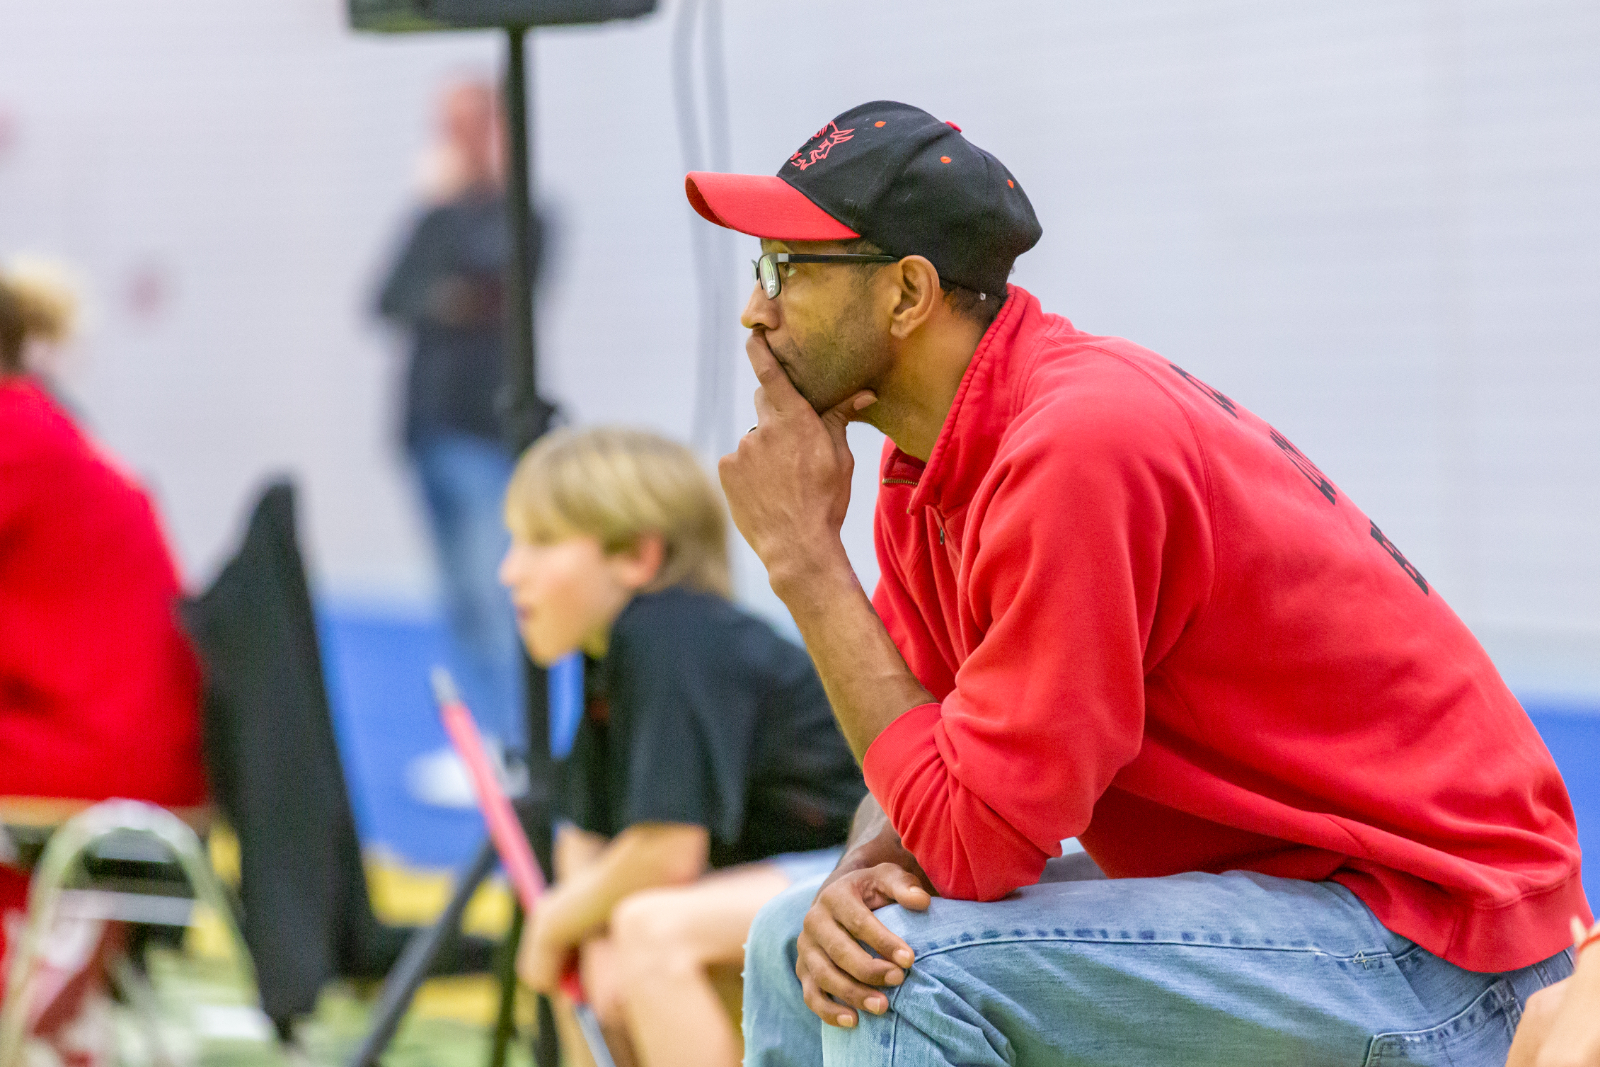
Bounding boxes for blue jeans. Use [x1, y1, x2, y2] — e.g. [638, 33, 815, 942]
[743, 862, 1573, 1066]
[411, 432, 523, 746]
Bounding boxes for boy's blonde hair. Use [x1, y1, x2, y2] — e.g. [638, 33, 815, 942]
[506, 426, 732, 599]
[0, 257, 78, 374]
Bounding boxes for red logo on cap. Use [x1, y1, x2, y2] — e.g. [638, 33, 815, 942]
[788, 121, 855, 171]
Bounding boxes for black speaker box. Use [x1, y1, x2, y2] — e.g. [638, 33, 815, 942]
[349, 0, 656, 31]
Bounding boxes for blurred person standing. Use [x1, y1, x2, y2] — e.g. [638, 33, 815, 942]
[0, 259, 206, 1026]
[376, 80, 545, 779]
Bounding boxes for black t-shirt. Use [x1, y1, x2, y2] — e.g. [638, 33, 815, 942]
[557, 588, 866, 868]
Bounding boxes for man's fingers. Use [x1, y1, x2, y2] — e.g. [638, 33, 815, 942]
[795, 934, 893, 1026]
[752, 378, 780, 425]
[894, 883, 933, 911]
[804, 900, 906, 986]
[809, 950, 892, 1017]
[745, 331, 805, 410]
[798, 969, 859, 1029]
[820, 867, 920, 970]
[883, 868, 933, 913]
[789, 863, 933, 1029]
[820, 390, 877, 440]
[743, 330, 784, 381]
[849, 864, 929, 960]
[834, 904, 916, 973]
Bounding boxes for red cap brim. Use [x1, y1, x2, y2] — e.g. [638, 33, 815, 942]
[685, 172, 858, 241]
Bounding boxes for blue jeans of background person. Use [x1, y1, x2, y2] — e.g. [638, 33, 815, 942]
[744, 864, 1574, 1067]
[411, 431, 523, 746]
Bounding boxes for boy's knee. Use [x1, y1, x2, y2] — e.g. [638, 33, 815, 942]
[610, 888, 692, 974]
[744, 877, 817, 989]
[566, 983, 627, 1032]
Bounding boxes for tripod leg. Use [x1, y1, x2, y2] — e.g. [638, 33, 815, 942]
[347, 838, 499, 1067]
[533, 995, 559, 1067]
[488, 903, 525, 1067]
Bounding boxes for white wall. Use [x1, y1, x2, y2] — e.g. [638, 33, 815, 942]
[2, 0, 1596, 695]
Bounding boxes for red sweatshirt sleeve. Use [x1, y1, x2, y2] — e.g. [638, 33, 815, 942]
[863, 375, 1215, 900]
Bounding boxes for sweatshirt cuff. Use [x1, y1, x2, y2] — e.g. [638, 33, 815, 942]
[862, 702, 944, 808]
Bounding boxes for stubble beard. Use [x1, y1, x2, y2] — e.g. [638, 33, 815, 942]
[772, 298, 891, 414]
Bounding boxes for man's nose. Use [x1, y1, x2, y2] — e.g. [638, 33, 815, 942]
[740, 283, 777, 331]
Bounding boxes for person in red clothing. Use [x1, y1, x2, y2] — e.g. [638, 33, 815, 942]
[688, 102, 1588, 1066]
[0, 260, 207, 978]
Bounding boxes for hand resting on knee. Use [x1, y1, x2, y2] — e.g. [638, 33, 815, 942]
[795, 800, 934, 1028]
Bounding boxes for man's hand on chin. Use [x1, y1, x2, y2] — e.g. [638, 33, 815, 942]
[718, 330, 874, 594]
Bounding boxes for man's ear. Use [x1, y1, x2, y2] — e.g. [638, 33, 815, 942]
[612, 532, 666, 592]
[887, 255, 942, 341]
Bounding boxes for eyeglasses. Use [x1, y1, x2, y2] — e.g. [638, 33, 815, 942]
[752, 252, 899, 299]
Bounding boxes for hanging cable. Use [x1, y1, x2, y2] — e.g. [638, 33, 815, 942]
[699, 0, 736, 458]
[672, 0, 738, 459]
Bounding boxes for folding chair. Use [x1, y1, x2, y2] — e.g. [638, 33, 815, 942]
[0, 801, 253, 1067]
[180, 478, 495, 1042]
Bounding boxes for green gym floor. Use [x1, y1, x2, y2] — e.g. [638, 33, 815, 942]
[121, 947, 533, 1067]
[106, 841, 536, 1067]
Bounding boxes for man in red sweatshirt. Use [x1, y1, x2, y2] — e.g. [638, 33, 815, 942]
[688, 101, 1587, 1066]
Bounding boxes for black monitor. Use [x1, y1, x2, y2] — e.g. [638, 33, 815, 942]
[349, 0, 656, 32]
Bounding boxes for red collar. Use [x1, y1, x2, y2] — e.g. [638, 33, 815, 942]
[881, 285, 1044, 514]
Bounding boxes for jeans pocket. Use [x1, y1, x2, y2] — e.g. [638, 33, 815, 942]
[1363, 977, 1520, 1066]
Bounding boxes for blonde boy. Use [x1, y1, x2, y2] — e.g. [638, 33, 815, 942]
[502, 427, 864, 1067]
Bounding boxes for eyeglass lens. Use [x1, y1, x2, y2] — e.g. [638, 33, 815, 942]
[757, 255, 780, 298]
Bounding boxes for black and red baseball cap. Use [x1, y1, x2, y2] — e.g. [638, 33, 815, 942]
[686, 100, 1041, 297]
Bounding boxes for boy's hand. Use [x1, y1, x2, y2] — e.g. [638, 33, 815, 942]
[576, 937, 625, 1024]
[515, 904, 570, 994]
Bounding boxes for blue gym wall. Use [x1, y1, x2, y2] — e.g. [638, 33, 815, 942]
[316, 604, 1600, 909]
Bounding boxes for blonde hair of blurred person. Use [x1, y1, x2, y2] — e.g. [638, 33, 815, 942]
[0, 256, 77, 378]
[500, 426, 865, 1067]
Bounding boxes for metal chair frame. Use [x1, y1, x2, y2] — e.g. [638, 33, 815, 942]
[0, 800, 255, 1067]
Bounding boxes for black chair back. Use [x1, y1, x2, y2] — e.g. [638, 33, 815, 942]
[181, 479, 489, 1035]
